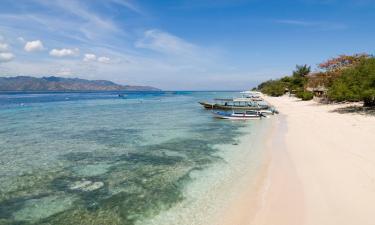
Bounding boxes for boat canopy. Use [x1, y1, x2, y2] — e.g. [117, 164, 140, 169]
[240, 91, 261, 95]
[212, 98, 259, 107]
[214, 98, 257, 102]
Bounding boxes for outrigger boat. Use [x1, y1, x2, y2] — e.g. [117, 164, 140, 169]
[240, 91, 264, 101]
[212, 110, 265, 120]
[199, 98, 270, 111]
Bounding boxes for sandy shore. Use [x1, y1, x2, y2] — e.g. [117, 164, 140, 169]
[223, 95, 375, 225]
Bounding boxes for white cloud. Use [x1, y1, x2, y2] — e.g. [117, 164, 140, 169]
[17, 37, 25, 43]
[97, 56, 110, 63]
[24, 40, 44, 52]
[108, 0, 143, 14]
[0, 43, 9, 52]
[0, 52, 15, 63]
[275, 19, 347, 30]
[83, 53, 97, 62]
[135, 29, 198, 56]
[49, 48, 79, 57]
[83, 54, 110, 63]
[56, 67, 73, 76]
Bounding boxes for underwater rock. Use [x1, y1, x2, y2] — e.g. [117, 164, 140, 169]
[72, 163, 111, 177]
[69, 180, 93, 190]
[12, 195, 75, 222]
[82, 181, 104, 191]
[69, 180, 104, 192]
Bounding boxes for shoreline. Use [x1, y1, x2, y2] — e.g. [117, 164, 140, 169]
[219, 107, 304, 225]
[227, 95, 375, 225]
[137, 117, 275, 225]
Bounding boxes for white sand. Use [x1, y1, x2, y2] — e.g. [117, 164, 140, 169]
[220, 95, 375, 225]
[250, 95, 375, 225]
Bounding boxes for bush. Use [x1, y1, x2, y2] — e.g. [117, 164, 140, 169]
[296, 91, 314, 101]
[362, 89, 375, 107]
[327, 58, 375, 106]
[259, 80, 286, 96]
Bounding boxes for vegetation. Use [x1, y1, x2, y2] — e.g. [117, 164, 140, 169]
[257, 64, 313, 100]
[257, 79, 285, 96]
[256, 53, 375, 106]
[296, 90, 314, 101]
[327, 58, 375, 106]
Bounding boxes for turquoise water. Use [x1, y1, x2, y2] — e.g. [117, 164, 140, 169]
[0, 91, 270, 225]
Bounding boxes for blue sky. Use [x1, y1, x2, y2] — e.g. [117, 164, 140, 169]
[0, 0, 374, 90]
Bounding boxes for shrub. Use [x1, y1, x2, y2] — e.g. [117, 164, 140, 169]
[362, 89, 375, 107]
[296, 91, 314, 101]
[327, 57, 375, 106]
[259, 80, 286, 96]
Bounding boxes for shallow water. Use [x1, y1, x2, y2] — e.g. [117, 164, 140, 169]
[0, 91, 271, 225]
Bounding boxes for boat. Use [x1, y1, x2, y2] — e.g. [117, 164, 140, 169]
[240, 91, 264, 101]
[199, 98, 269, 110]
[258, 108, 279, 115]
[212, 110, 265, 120]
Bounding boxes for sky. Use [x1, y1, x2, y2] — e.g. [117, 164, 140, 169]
[0, 0, 374, 90]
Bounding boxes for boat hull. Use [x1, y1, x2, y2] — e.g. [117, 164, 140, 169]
[214, 115, 261, 120]
[199, 102, 268, 110]
[212, 111, 262, 120]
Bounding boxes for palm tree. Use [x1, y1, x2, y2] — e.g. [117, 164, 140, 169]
[293, 64, 311, 78]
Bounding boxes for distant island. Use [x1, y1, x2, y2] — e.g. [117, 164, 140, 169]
[0, 76, 160, 92]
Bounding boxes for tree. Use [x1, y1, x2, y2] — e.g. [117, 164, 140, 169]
[319, 53, 370, 72]
[327, 57, 375, 107]
[293, 64, 311, 78]
[257, 80, 286, 97]
[289, 64, 311, 91]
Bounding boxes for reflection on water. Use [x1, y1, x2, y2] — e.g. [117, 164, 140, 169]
[0, 91, 258, 225]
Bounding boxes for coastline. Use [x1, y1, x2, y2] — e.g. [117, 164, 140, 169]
[227, 95, 375, 225]
[219, 106, 304, 225]
[138, 115, 276, 225]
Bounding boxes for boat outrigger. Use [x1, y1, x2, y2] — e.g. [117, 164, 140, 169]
[212, 110, 265, 120]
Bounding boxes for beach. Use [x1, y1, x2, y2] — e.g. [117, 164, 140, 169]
[229, 95, 375, 225]
[1, 92, 375, 225]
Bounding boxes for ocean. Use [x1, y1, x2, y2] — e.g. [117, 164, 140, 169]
[0, 91, 272, 225]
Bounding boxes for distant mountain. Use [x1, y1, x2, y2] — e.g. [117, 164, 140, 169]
[0, 76, 160, 91]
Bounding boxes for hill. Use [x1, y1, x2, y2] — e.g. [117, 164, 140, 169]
[0, 76, 160, 91]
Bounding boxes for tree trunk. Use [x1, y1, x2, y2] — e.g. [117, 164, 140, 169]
[363, 96, 375, 107]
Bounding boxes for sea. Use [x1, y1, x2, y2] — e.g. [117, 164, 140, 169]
[0, 91, 273, 225]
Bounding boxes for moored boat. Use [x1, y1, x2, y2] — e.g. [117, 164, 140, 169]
[212, 110, 265, 120]
[199, 98, 269, 110]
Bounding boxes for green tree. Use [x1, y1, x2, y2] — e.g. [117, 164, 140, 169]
[293, 64, 311, 78]
[328, 58, 375, 106]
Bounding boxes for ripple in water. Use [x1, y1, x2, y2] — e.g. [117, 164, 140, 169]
[0, 91, 262, 225]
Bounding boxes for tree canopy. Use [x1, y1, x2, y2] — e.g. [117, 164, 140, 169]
[328, 58, 375, 106]
[255, 53, 375, 106]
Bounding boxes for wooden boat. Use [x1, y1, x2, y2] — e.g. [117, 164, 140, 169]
[199, 98, 269, 110]
[212, 110, 265, 120]
[241, 91, 264, 101]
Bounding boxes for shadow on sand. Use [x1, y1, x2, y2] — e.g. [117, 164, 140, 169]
[331, 105, 375, 116]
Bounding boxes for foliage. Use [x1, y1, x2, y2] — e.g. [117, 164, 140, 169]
[327, 58, 375, 106]
[257, 65, 310, 98]
[362, 89, 375, 107]
[256, 53, 375, 107]
[296, 91, 314, 101]
[258, 80, 286, 96]
[319, 53, 370, 72]
[293, 64, 311, 77]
